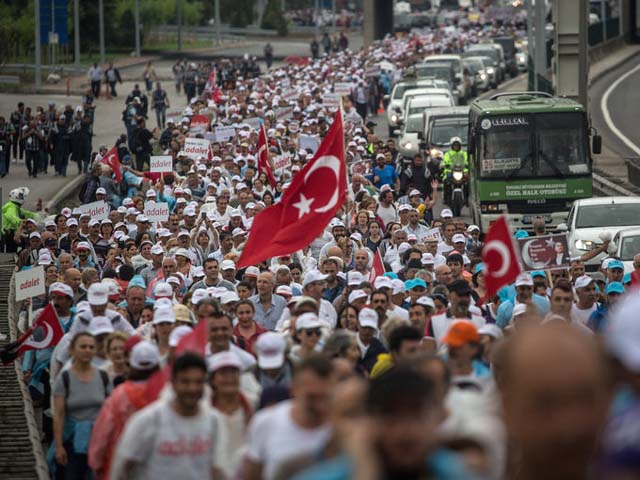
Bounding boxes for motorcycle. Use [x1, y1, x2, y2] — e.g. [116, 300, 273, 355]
[448, 163, 468, 217]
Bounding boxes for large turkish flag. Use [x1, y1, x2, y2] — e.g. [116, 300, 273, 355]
[238, 111, 347, 268]
[481, 216, 522, 299]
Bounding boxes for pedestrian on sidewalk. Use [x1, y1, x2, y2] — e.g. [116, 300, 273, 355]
[184, 64, 198, 104]
[322, 32, 331, 55]
[264, 43, 274, 69]
[151, 82, 169, 129]
[105, 62, 122, 98]
[88, 63, 103, 98]
[0, 116, 15, 178]
[142, 62, 157, 93]
[310, 37, 320, 59]
[132, 117, 153, 171]
[23, 121, 45, 178]
[10, 102, 25, 162]
[50, 116, 70, 177]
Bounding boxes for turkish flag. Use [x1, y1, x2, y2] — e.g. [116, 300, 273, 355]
[0, 305, 63, 363]
[481, 216, 522, 299]
[258, 125, 277, 188]
[100, 146, 122, 182]
[238, 111, 347, 268]
[144, 318, 210, 402]
[369, 249, 385, 282]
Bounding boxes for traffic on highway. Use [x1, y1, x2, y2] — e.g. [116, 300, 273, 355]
[1, 1, 640, 480]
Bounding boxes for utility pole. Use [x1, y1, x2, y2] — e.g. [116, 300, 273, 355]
[601, 0, 607, 42]
[177, 0, 183, 51]
[315, 0, 320, 37]
[35, 0, 42, 88]
[534, 0, 547, 91]
[99, 0, 105, 64]
[215, 0, 221, 46]
[74, 0, 80, 66]
[134, 0, 141, 56]
[332, 0, 337, 33]
[51, 0, 56, 66]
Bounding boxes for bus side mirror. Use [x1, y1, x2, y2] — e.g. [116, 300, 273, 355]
[592, 134, 602, 155]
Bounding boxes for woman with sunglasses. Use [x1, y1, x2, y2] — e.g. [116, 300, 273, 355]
[289, 313, 324, 364]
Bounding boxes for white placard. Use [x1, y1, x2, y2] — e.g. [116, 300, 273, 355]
[77, 200, 110, 221]
[275, 106, 294, 120]
[150, 155, 174, 173]
[273, 153, 291, 171]
[283, 89, 298, 102]
[214, 126, 236, 142]
[334, 82, 353, 95]
[421, 227, 443, 243]
[323, 93, 342, 109]
[183, 138, 211, 159]
[244, 117, 262, 130]
[15, 266, 45, 302]
[299, 134, 320, 154]
[144, 201, 170, 224]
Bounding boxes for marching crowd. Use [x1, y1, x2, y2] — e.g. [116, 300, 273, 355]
[1, 18, 640, 480]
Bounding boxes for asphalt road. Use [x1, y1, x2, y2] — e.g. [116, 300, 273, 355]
[589, 52, 640, 178]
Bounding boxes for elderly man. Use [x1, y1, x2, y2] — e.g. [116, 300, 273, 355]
[250, 272, 287, 331]
[302, 270, 338, 329]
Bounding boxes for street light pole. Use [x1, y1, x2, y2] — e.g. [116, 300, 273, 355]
[35, 0, 42, 88]
[134, 0, 141, 56]
[215, 0, 221, 46]
[74, 0, 80, 66]
[315, 0, 320, 37]
[99, 0, 105, 64]
[177, 0, 182, 51]
[332, 0, 337, 33]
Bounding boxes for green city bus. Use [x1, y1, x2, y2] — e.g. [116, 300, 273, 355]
[468, 92, 601, 232]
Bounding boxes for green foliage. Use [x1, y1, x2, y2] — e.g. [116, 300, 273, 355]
[220, 0, 255, 28]
[261, 0, 288, 35]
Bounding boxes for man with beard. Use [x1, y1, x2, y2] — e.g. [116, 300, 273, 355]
[428, 279, 485, 345]
[321, 258, 344, 303]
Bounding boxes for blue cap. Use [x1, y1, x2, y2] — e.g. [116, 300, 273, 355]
[608, 259, 624, 271]
[383, 272, 398, 280]
[405, 278, 427, 290]
[515, 230, 529, 239]
[605, 282, 624, 295]
[531, 270, 546, 278]
[623, 272, 632, 284]
[128, 275, 146, 290]
[474, 263, 484, 274]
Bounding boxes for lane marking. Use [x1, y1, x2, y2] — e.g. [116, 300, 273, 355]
[600, 62, 640, 157]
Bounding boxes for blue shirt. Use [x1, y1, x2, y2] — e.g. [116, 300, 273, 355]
[372, 165, 397, 189]
[250, 293, 287, 331]
[496, 294, 550, 329]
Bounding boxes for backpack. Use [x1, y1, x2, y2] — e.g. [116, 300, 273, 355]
[62, 368, 110, 401]
[78, 176, 96, 203]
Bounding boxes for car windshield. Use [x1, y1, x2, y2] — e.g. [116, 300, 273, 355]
[425, 58, 460, 71]
[620, 235, 640, 260]
[575, 204, 640, 229]
[405, 116, 423, 133]
[408, 97, 452, 116]
[464, 59, 483, 73]
[416, 65, 451, 80]
[430, 117, 469, 146]
[393, 84, 420, 100]
[465, 48, 498, 62]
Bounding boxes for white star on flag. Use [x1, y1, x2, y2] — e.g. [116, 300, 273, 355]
[293, 193, 314, 219]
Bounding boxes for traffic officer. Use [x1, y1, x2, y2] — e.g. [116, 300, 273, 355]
[1, 188, 38, 253]
[441, 137, 469, 205]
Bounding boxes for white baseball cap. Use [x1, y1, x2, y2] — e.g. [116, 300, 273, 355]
[88, 316, 114, 336]
[255, 332, 286, 369]
[515, 273, 534, 287]
[191, 289, 209, 305]
[391, 278, 406, 295]
[441, 208, 453, 218]
[220, 291, 240, 305]
[374, 276, 393, 290]
[220, 259, 236, 271]
[478, 324, 504, 339]
[416, 296, 435, 309]
[275, 285, 292, 297]
[207, 351, 243, 373]
[346, 271, 364, 286]
[88, 283, 109, 305]
[296, 312, 323, 330]
[358, 307, 379, 331]
[421, 253, 435, 265]
[49, 282, 74, 299]
[348, 289, 368, 304]
[244, 266, 260, 278]
[153, 307, 176, 325]
[452, 234, 466, 244]
[169, 325, 193, 347]
[130, 341, 161, 369]
[96, 187, 107, 195]
[575, 275, 594, 289]
[302, 270, 329, 287]
[154, 282, 173, 298]
[150, 245, 165, 255]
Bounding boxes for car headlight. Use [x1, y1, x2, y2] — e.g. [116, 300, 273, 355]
[517, 54, 526, 63]
[453, 171, 464, 181]
[430, 148, 442, 158]
[403, 142, 412, 150]
[575, 239, 596, 251]
[391, 114, 398, 123]
[486, 67, 495, 74]
[480, 73, 487, 80]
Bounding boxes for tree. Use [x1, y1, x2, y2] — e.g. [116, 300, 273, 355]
[220, 0, 255, 28]
[261, 0, 288, 35]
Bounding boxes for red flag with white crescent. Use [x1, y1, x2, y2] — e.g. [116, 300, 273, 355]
[258, 125, 277, 188]
[238, 110, 347, 268]
[100, 146, 122, 182]
[1, 305, 63, 363]
[481, 216, 522, 299]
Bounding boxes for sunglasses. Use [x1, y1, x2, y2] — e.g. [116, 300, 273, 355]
[303, 328, 321, 336]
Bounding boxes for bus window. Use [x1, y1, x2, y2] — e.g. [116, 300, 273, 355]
[536, 113, 590, 176]
[480, 127, 532, 178]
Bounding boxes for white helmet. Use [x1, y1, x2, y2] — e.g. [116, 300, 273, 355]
[450, 137, 462, 146]
[9, 187, 29, 205]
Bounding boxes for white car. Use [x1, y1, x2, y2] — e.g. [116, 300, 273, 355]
[396, 114, 423, 160]
[385, 79, 448, 137]
[559, 197, 640, 271]
[608, 227, 640, 273]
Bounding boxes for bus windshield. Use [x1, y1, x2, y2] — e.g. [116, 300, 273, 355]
[478, 113, 590, 179]
[430, 118, 469, 146]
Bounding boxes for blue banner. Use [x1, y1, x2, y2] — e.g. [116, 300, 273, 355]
[40, 0, 68, 45]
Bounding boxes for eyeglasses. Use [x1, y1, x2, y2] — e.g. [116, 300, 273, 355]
[303, 328, 321, 336]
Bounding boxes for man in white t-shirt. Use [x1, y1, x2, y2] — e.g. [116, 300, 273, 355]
[110, 353, 224, 480]
[571, 275, 598, 326]
[244, 354, 333, 480]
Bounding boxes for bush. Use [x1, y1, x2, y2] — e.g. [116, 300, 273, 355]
[261, 0, 288, 36]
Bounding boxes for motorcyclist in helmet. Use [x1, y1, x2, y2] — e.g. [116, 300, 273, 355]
[441, 137, 469, 205]
[2, 187, 38, 253]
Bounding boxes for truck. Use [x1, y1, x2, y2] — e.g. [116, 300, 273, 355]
[467, 92, 601, 233]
